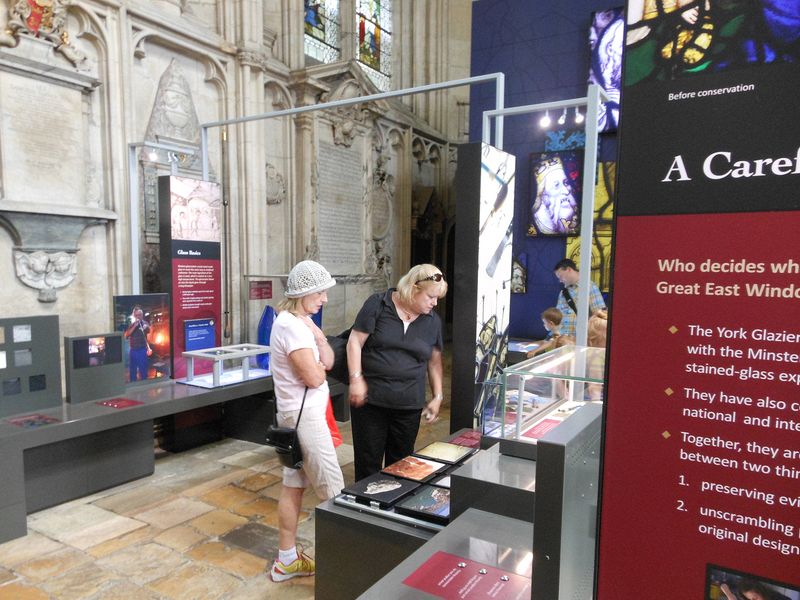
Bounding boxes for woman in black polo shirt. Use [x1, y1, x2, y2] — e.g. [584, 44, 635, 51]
[346, 264, 448, 481]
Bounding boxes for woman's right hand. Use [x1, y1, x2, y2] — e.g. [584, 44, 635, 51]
[349, 377, 368, 407]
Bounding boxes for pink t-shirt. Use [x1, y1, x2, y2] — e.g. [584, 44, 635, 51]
[269, 310, 329, 411]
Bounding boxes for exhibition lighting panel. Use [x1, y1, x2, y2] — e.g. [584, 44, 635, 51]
[479, 345, 605, 459]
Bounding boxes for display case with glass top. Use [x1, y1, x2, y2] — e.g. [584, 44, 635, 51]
[477, 344, 605, 459]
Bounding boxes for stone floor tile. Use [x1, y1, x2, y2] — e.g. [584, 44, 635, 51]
[15, 547, 92, 582]
[41, 563, 118, 600]
[153, 525, 207, 552]
[335, 442, 355, 466]
[186, 541, 267, 578]
[86, 525, 158, 559]
[257, 508, 308, 529]
[232, 497, 279, 519]
[147, 564, 240, 600]
[184, 439, 262, 461]
[0, 582, 50, 600]
[189, 509, 249, 537]
[341, 461, 356, 486]
[90, 580, 160, 600]
[221, 574, 314, 600]
[0, 531, 64, 568]
[178, 467, 251, 498]
[219, 449, 275, 469]
[28, 504, 145, 550]
[96, 542, 187, 585]
[236, 472, 280, 492]
[219, 522, 280, 560]
[93, 484, 175, 516]
[200, 484, 258, 510]
[133, 497, 215, 529]
[149, 459, 235, 495]
[249, 457, 284, 474]
[220, 522, 314, 563]
[0, 568, 15, 586]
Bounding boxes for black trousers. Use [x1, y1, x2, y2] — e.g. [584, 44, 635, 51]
[351, 402, 422, 481]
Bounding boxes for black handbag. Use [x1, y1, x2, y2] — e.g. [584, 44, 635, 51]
[266, 387, 308, 469]
[325, 328, 351, 383]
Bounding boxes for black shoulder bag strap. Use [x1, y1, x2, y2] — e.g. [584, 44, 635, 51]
[274, 386, 309, 427]
[561, 286, 578, 315]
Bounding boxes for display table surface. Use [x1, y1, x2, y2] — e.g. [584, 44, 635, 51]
[449, 442, 536, 523]
[358, 508, 533, 599]
[0, 375, 278, 543]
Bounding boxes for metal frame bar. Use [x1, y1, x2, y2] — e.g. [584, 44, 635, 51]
[127, 141, 197, 294]
[480, 84, 610, 348]
[199, 72, 506, 181]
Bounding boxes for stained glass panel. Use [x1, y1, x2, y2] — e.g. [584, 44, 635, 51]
[304, 0, 341, 64]
[356, 0, 392, 90]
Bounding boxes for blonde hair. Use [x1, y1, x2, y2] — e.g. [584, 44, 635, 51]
[587, 309, 608, 348]
[396, 264, 448, 304]
[276, 297, 303, 314]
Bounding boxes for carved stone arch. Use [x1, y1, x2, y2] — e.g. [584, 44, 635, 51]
[129, 31, 229, 94]
[201, 55, 228, 97]
[70, 4, 109, 55]
[265, 80, 293, 110]
[411, 135, 427, 164]
[428, 143, 441, 166]
[131, 28, 149, 59]
[327, 77, 367, 103]
[385, 126, 405, 152]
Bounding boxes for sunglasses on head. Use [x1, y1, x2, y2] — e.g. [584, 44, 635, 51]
[417, 273, 445, 283]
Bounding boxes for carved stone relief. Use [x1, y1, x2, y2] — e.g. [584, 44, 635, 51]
[141, 59, 204, 245]
[13, 249, 77, 302]
[265, 163, 286, 206]
[144, 60, 201, 147]
[366, 135, 396, 284]
[0, 0, 87, 68]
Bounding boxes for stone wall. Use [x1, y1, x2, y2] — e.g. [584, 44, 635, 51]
[0, 0, 471, 352]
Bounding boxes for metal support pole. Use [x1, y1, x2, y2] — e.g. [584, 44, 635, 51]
[574, 84, 603, 349]
[200, 72, 506, 181]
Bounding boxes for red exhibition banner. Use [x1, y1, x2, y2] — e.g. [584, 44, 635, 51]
[599, 213, 800, 595]
[158, 176, 222, 379]
[597, 4, 800, 597]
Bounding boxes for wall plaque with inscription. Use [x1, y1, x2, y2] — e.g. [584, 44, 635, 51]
[317, 140, 364, 272]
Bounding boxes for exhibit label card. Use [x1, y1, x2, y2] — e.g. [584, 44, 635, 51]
[402, 551, 530, 599]
[597, 4, 800, 597]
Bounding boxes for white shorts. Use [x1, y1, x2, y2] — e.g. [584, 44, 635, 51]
[277, 403, 344, 500]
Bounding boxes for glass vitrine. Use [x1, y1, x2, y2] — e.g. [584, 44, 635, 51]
[477, 345, 605, 453]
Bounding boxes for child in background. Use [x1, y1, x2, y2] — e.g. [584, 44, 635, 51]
[527, 307, 564, 358]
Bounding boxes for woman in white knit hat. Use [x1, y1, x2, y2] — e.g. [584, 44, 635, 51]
[269, 260, 343, 582]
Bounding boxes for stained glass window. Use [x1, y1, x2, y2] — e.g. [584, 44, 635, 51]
[304, 0, 341, 65]
[625, 0, 800, 86]
[356, 0, 392, 90]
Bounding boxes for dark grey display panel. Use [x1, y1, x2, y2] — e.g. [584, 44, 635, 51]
[64, 333, 125, 403]
[532, 402, 602, 600]
[452, 143, 515, 432]
[0, 315, 61, 418]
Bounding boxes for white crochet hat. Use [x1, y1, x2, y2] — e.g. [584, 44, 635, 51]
[285, 260, 336, 298]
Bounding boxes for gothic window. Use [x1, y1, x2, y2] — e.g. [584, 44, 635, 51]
[304, 0, 341, 65]
[356, 0, 392, 90]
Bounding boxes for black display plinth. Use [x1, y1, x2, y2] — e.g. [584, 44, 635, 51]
[358, 508, 533, 599]
[449, 443, 536, 523]
[315, 498, 435, 599]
